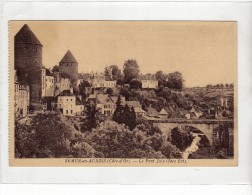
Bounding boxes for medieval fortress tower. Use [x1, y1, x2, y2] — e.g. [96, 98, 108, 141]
[14, 24, 79, 100]
[59, 50, 79, 88]
[15, 24, 43, 100]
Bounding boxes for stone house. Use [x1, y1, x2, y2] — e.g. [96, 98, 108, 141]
[14, 82, 30, 117]
[87, 94, 126, 117]
[41, 68, 55, 97]
[57, 90, 84, 116]
[54, 72, 72, 97]
[90, 72, 116, 88]
[140, 74, 158, 89]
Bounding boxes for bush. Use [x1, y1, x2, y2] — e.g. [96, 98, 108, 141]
[71, 141, 96, 158]
[160, 141, 182, 158]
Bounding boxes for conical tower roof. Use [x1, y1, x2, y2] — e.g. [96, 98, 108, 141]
[15, 24, 42, 46]
[60, 50, 78, 63]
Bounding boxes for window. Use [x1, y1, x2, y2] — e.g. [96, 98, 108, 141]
[66, 99, 68, 101]
[71, 99, 73, 101]
[71, 110, 73, 114]
[66, 110, 68, 114]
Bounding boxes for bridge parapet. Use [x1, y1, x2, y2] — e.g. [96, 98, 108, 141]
[147, 117, 233, 125]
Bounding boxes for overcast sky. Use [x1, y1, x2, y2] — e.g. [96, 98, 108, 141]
[10, 21, 237, 87]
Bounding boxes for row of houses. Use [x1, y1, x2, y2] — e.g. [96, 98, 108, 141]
[78, 72, 159, 90]
[15, 62, 84, 118]
[14, 66, 159, 118]
[86, 94, 146, 117]
[145, 106, 204, 120]
[56, 91, 148, 117]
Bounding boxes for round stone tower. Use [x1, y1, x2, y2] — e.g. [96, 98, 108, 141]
[59, 50, 79, 87]
[14, 24, 43, 100]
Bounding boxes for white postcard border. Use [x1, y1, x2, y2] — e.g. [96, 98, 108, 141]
[0, 1, 252, 184]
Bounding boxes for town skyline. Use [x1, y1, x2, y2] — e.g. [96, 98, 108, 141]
[9, 21, 237, 87]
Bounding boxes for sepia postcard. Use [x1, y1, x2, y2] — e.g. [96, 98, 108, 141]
[9, 21, 237, 167]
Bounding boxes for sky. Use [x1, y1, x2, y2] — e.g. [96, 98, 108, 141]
[9, 21, 237, 87]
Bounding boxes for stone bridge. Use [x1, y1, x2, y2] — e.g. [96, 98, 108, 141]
[148, 118, 234, 146]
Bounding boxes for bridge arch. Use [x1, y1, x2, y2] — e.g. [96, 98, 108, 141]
[169, 125, 211, 147]
[154, 123, 218, 146]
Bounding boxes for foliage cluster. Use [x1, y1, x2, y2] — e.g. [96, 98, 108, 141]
[113, 95, 136, 130]
[170, 126, 194, 152]
[155, 71, 184, 90]
[15, 113, 182, 159]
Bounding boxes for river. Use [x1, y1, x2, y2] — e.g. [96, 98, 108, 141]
[182, 133, 201, 159]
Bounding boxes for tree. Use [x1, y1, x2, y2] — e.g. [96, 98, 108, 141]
[116, 78, 124, 86]
[81, 104, 100, 132]
[79, 80, 92, 96]
[84, 120, 166, 158]
[123, 59, 140, 83]
[52, 65, 59, 73]
[135, 116, 158, 135]
[107, 88, 114, 96]
[15, 113, 78, 158]
[104, 65, 123, 81]
[120, 88, 132, 101]
[123, 104, 131, 126]
[84, 121, 140, 158]
[123, 104, 136, 130]
[73, 87, 80, 96]
[128, 107, 136, 130]
[166, 71, 184, 90]
[111, 65, 123, 80]
[113, 97, 136, 130]
[129, 79, 142, 89]
[104, 66, 113, 80]
[70, 140, 97, 158]
[170, 126, 194, 152]
[113, 95, 124, 124]
[155, 71, 167, 86]
[160, 141, 182, 158]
